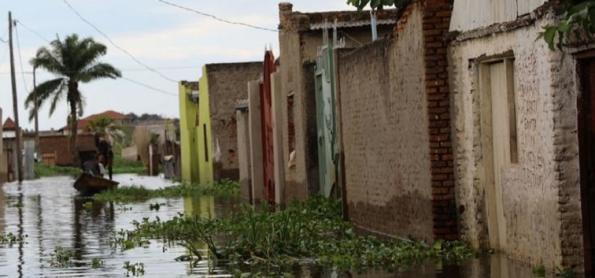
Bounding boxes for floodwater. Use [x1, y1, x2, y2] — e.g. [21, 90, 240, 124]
[0, 175, 542, 277]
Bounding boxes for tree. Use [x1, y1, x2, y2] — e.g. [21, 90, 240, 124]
[346, 0, 411, 11]
[542, 0, 595, 50]
[87, 116, 125, 144]
[25, 34, 121, 162]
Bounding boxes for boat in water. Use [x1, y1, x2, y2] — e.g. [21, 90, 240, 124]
[73, 173, 119, 196]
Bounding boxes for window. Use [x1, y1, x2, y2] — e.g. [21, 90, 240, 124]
[203, 124, 209, 162]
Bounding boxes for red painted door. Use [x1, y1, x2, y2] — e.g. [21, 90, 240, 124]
[260, 51, 277, 204]
[580, 58, 595, 274]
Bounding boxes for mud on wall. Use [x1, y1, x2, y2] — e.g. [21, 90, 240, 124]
[337, 6, 434, 241]
[448, 14, 583, 270]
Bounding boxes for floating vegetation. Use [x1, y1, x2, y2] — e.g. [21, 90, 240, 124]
[49, 246, 75, 268]
[149, 203, 165, 211]
[94, 180, 239, 203]
[123, 261, 145, 277]
[0, 233, 27, 247]
[91, 258, 104, 269]
[82, 201, 94, 210]
[116, 197, 474, 275]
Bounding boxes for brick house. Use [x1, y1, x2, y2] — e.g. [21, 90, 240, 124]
[448, 0, 594, 273]
[277, 3, 398, 203]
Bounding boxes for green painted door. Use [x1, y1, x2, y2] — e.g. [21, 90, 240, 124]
[315, 44, 337, 197]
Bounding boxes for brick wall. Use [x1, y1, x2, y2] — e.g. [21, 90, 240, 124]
[336, 0, 457, 241]
[423, 0, 459, 240]
[338, 2, 435, 241]
[207, 62, 263, 181]
[39, 134, 95, 166]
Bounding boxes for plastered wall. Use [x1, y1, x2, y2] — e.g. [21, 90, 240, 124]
[448, 14, 583, 270]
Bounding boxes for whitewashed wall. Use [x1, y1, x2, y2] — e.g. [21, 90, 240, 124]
[450, 0, 547, 32]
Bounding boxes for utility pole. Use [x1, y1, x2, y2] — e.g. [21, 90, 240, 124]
[9, 12, 23, 183]
[33, 66, 40, 160]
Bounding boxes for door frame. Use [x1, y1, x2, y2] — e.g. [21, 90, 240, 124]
[578, 54, 595, 274]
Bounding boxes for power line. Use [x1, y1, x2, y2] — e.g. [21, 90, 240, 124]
[157, 0, 278, 33]
[121, 76, 177, 97]
[14, 20, 51, 43]
[14, 23, 30, 94]
[62, 0, 178, 83]
[0, 65, 202, 75]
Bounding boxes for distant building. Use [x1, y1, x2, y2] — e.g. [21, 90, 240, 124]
[61, 110, 128, 134]
[0, 109, 4, 184]
[179, 62, 262, 185]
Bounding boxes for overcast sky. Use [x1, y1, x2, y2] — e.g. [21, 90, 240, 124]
[0, 0, 354, 130]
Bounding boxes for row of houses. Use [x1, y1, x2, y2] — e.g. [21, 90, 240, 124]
[179, 0, 595, 274]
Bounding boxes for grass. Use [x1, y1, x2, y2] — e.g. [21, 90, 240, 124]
[94, 180, 239, 203]
[34, 164, 80, 178]
[34, 154, 145, 178]
[115, 197, 474, 275]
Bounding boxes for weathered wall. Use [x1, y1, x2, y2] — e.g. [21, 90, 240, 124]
[278, 3, 396, 203]
[179, 81, 199, 183]
[235, 105, 251, 203]
[206, 62, 262, 182]
[449, 0, 547, 32]
[198, 66, 214, 185]
[448, 13, 583, 270]
[338, 5, 434, 240]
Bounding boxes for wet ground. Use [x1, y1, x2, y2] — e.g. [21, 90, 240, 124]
[0, 175, 543, 277]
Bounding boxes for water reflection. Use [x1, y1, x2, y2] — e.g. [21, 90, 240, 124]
[0, 175, 542, 277]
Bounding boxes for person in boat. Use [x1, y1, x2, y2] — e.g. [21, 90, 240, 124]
[95, 134, 114, 180]
[82, 157, 101, 176]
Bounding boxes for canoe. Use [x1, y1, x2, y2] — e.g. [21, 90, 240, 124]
[74, 173, 119, 196]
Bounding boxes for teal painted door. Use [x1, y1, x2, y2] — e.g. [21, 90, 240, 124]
[315, 45, 337, 197]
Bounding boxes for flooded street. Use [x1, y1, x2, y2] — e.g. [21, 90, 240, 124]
[0, 175, 229, 277]
[0, 175, 540, 277]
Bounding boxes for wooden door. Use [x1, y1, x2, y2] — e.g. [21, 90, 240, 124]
[579, 58, 595, 274]
[481, 60, 515, 251]
[261, 51, 276, 205]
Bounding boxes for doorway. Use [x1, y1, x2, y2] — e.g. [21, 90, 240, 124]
[480, 58, 517, 251]
[579, 57, 595, 274]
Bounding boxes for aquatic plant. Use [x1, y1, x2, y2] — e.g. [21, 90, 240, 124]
[49, 246, 75, 268]
[123, 261, 145, 277]
[94, 180, 239, 203]
[0, 232, 27, 247]
[149, 203, 165, 211]
[91, 258, 104, 269]
[116, 197, 474, 275]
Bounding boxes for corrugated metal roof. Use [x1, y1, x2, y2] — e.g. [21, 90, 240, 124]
[310, 18, 397, 30]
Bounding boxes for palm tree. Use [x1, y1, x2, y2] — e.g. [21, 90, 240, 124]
[25, 34, 121, 162]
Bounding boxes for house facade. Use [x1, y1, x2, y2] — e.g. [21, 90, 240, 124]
[277, 3, 398, 202]
[179, 63, 262, 185]
[448, 0, 592, 273]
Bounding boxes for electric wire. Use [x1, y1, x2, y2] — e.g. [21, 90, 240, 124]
[157, 0, 278, 32]
[14, 20, 51, 43]
[62, 0, 178, 83]
[121, 76, 177, 97]
[11, 17, 176, 98]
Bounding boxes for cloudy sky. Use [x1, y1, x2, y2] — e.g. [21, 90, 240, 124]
[0, 0, 354, 130]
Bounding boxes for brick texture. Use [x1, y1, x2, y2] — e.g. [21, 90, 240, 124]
[422, 1, 459, 240]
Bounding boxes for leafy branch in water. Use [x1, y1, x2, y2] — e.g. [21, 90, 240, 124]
[542, 0, 595, 50]
[114, 197, 474, 275]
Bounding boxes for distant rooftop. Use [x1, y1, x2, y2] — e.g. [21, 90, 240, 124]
[2, 117, 15, 131]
